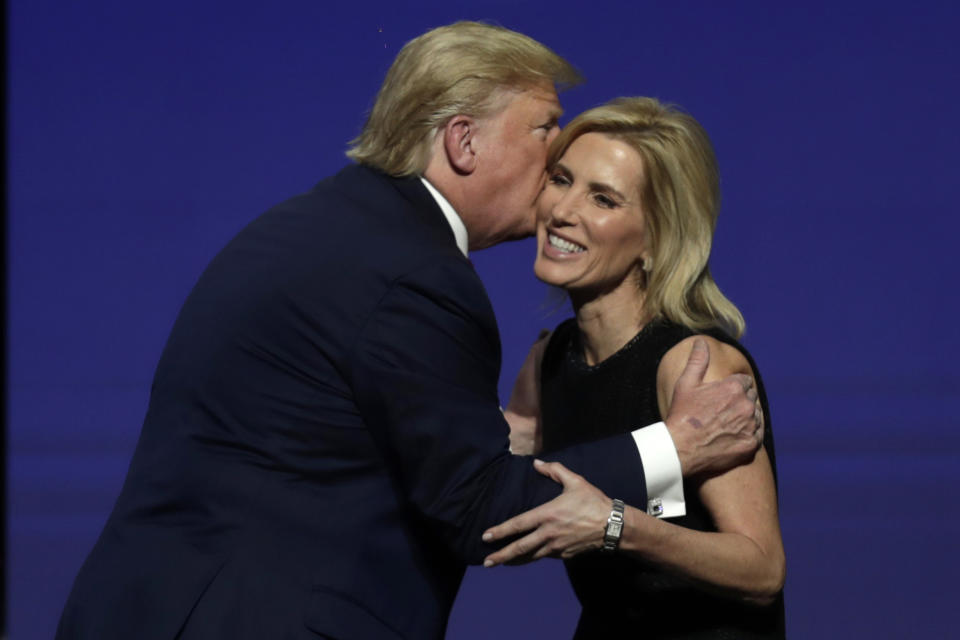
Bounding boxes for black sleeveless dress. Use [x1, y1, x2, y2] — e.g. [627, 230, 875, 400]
[540, 318, 785, 639]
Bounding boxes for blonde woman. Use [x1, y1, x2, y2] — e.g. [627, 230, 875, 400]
[488, 98, 786, 638]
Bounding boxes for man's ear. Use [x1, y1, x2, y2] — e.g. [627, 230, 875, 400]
[442, 115, 478, 175]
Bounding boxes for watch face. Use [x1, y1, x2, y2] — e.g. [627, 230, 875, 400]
[609, 522, 623, 537]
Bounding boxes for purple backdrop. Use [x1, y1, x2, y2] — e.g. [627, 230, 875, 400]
[8, 1, 959, 638]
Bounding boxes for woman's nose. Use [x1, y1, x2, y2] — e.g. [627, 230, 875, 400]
[548, 193, 578, 226]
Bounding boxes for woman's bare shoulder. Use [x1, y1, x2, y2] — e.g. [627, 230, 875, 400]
[656, 334, 753, 412]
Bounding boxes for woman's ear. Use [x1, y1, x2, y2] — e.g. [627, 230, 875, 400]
[442, 115, 478, 175]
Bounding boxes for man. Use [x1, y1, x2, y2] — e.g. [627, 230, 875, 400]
[57, 22, 761, 639]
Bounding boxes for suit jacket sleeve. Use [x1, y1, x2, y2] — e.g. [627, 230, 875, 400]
[346, 259, 648, 564]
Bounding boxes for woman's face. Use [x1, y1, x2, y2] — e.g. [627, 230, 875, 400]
[534, 132, 649, 298]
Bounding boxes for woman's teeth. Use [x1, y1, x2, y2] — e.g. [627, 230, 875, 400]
[548, 233, 586, 253]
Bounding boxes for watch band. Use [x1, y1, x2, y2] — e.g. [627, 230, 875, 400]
[602, 498, 625, 552]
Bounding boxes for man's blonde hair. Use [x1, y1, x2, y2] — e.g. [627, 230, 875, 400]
[347, 21, 581, 176]
[549, 97, 746, 337]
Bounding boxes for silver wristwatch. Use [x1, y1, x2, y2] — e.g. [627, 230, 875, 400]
[601, 498, 625, 552]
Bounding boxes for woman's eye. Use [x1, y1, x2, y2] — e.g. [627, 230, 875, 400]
[549, 174, 570, 186]
[594, 194, 618, 208]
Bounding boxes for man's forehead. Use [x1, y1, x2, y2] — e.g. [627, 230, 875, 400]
[510, 83, 563, 116]
[480, 82, 562, 126]
[526, 83, 562, 109]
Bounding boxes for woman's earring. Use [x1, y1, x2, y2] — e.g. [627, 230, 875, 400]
[642, 258, 653, 272]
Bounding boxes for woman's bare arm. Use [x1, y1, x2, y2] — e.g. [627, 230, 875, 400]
[502, 330, 551, 455]
[614, 335, 785, 604]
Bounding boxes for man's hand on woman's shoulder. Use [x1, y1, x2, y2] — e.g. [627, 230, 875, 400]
[660, 337, 764, 477]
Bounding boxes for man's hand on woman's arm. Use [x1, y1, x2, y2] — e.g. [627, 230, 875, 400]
[481, 337, 766, 562]
[482, 338, 783, 606]
[663, 338, 764, 477]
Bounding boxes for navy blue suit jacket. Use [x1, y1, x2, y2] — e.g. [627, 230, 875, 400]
[57, 165, 648, 639]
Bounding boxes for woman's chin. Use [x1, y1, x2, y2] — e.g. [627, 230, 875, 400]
[533, 262, 566, 288]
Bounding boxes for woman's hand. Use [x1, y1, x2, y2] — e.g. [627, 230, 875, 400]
[503, 329, 551, 455]
[481, 459, 611, 566]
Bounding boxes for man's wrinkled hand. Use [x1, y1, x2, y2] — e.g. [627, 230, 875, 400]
[665, 338, 763, 477]
[481, 460, 610, 567]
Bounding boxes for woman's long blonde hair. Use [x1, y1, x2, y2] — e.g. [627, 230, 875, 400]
[550, 97, 745, 337]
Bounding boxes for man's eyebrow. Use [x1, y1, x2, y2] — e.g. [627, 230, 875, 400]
[539, 112, 561, 128]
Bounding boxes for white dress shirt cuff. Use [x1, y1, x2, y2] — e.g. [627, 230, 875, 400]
[631, 421, 686, 518]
